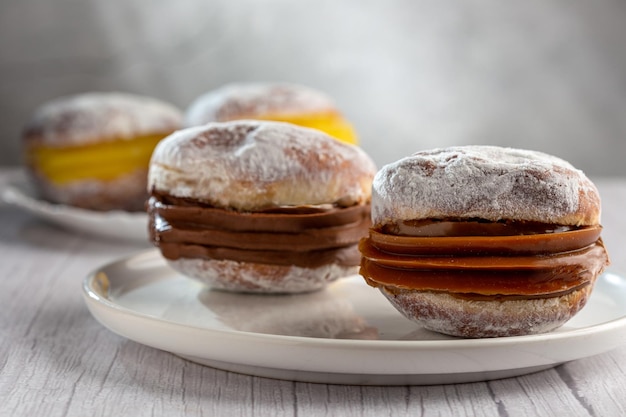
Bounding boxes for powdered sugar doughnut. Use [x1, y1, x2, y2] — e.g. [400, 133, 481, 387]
[23, 92, 182, 211]
[360, 145, 610, 338]
[184, 82, 358, 145]
[148, 120, 376, 293]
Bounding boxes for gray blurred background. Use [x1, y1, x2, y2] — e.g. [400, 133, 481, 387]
[1, 0, 626, 175]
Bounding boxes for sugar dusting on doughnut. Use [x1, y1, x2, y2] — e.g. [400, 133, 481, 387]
[148, 120, 376, 293]
[379, 284, 593, 338]
[171, 258, 357, 294]
[24, 92, 182, 147]
[360, 145, 609, 337]
[184, 83, 338, 126]
[372, 146, 600, 227]
[149, 120, 376, 210]
[33, 169, 150, 211]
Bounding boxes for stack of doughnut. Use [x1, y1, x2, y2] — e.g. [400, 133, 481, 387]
[359, 146, 610, 338]
[184, 82, 358, 145]
[147, 120, 376, 293]
[22, 92, 182, 211]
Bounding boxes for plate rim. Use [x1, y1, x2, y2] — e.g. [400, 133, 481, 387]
[84, 275, 626, 352]
[83, 249, 626, 356]
[1, 174, 149, 242]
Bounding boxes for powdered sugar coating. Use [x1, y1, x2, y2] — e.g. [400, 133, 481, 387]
[184, 83, 339, 127]
[373, 146, 601, 226]
[149, 121, 376, 210]
[28, 168, 148, 211]
[169, 258, 357, 294]
[23, 92, 182, 147]
[379, 284, 593, 338]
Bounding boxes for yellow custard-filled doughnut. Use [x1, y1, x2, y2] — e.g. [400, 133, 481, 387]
[23, 92, 182, 211]
[28, 134, 164, 184]
[184, 83, 358, 145]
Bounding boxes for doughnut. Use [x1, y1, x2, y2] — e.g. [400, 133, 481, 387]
[147, 120, 376, 293]
[22, 92, 182, 211]
[359, 146, 610, 338]
[184, 83, 358, 145]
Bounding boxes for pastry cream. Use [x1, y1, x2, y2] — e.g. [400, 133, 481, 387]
[148, 192, 371, 268]
[359, 221, 609, 298]
[244, 112, 357, 145]
[26, 134, 166, 184]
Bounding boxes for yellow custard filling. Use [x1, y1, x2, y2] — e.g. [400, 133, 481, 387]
[26, 134, 166, 184]
[252, 112, 358, 145]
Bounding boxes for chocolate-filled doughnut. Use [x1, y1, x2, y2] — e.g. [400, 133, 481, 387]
[23, 92, 182, 211]
[359, 146, 610, 338]
[184, 82, 358, 145]
[148, 120, 376, 293]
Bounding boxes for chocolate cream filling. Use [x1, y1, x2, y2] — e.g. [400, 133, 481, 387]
[359, 219, 610, 301]
[148, 192, 371, 268]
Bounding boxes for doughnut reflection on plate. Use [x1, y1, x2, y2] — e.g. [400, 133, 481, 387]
[198, 286, 379, 340]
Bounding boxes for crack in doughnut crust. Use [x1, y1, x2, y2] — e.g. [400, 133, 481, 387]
[148, 121, 376, 211]
[372, 146, 600, 227]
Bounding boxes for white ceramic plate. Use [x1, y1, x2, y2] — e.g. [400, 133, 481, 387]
[83, 249, 626, 385]
[1, 174, 149, 243]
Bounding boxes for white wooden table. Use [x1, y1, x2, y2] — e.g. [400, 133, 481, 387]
[1, 168, 625, 417]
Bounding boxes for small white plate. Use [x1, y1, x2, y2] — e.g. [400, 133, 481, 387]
[1, 174, 149, 243]
[82, 250, 626, 385]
